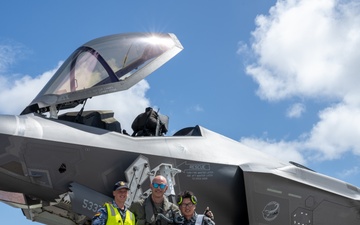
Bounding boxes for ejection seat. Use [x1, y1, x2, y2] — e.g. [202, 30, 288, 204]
[131, 107, 169, 137]
[58, 110, 122, 133]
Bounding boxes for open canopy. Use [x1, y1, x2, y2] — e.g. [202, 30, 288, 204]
[21, 33, 183, 115]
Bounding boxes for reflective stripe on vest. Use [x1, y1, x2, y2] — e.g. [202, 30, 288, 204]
[105, 203, 135, 225]
[195, 215, 204, 225]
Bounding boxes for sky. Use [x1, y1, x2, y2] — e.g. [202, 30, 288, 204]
[1, 0, 360, 224]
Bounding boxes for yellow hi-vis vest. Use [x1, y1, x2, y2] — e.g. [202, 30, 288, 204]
[105, 203, 135, 225]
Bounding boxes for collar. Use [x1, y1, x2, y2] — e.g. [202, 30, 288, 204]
[184, 212, 197, 222]
[112, 200, 127, 211]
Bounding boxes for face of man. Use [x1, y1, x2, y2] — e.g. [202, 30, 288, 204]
[113, 188, 128, 204]
[151, 176, 168, 199]
[179, 198, 196, 219]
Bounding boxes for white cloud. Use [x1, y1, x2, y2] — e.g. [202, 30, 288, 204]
[247, 0, 360, 101]
[338, 166, 360, 178]
[0, 41, 25, 73]
[286, 103, 305, 118]
[0, 68, 56, 115]
[306, 102, 360, 160]
[240, 137, 306, 164]
[185, 104, 204, 114]
[240, 0, 360, 166]
[194, 104, 204, 112]
[0, 42, 53, 115]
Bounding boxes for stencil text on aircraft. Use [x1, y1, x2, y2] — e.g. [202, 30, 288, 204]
[178, 162, 213, 181]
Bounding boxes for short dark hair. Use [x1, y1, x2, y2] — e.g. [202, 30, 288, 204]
[177, 190, 197, 205]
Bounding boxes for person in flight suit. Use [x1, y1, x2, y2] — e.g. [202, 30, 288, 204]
[176, 191, 215, 225]
[129, 175, 179, 225]
[92, 181, 135, 225]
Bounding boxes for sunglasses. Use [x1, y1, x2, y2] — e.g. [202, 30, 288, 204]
[180, 202, 194, 208]
[152, 183, 166, 189]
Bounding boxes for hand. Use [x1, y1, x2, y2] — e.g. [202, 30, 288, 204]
[204, 207, 214, 220]
[173, 212, 184, 224]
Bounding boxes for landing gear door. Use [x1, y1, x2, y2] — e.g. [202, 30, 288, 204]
[125, 155, 151, 206]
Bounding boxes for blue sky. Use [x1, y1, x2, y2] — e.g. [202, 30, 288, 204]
[1, 0, 360, 224]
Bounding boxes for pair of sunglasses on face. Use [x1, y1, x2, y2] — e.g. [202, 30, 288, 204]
[152, 183, 166, 189]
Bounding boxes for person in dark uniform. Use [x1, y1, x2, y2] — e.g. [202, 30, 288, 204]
[176, 191, 215, 225]
[92, 181, 135, 225]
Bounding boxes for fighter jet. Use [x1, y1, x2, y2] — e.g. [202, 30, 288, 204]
[0, 33, 359, 225]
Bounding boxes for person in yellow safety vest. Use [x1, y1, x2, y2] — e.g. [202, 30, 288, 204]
[92, 181, 135, 225]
